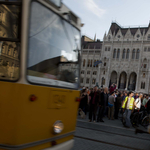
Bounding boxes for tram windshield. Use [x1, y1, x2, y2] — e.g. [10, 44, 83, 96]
[27, 1, 81, 89]
[0, 3, 21, 81]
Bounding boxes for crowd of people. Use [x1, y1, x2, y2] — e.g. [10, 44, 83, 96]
[79, 83, 150, 128]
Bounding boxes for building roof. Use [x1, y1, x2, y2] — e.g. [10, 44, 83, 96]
[82, 36, 102, 49]
[110, 22, 150, 36]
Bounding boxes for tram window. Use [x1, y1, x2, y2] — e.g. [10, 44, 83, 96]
[0, 3, 20, 81]
[27, 2, 81, 89]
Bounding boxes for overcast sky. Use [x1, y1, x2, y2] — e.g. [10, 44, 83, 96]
[63, 0, 150, 40]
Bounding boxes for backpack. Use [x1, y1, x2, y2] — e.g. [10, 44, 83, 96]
[108, 102, 113, 107]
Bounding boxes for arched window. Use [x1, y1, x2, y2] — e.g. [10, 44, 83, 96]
[80, 78, 83, 83]
[141, 82, 145, 89]
[87, 71, 90, 74]
[86, 78, 89, 84]
[93, 71, 97, 75]
[90, 60, 92, 67]
[113, 49, 116, 58]
[122, 49, 126, 59]
[104, 63, 106, 66]
[141, 82, 143, 89]
[102, 77, 105, 85]
[126, 49, 130, 59]
[93, 60, 96, 67]
[11, 47, 14, 56]
[147, 34, 150, 40]
[132, 49, 135, 59]
[2, 44, 5, 53]
[103, 71, 105, 75]
[13, 49, 16, 57]
[83, 59, 86, 67]
[143, 82, 145, 89]
[81, 70, 84, 74]
[136, 49, 140, 59]
[87, 59, 90, 67]
[96, 60, 99, 67]
[117, 49, 120, 58]
[92, 79, 96, 84]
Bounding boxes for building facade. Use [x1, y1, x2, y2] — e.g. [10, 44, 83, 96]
[81, 22, 150, 93]
[80, 36, 102, 88]
[0, 4, 20, 80]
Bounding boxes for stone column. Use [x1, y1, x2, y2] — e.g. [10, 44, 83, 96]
[146, 76, 149, 93]
[135, 71, 139, 92]
[117, 73, 120, 89]
[125, 76, 129, 90]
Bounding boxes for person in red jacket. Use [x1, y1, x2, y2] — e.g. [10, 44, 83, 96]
[109, 83, 116, 94]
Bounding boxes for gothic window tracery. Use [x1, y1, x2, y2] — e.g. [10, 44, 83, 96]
[87, 71, 90, 74]
[86, 78, 89, 83]
[117, 49, 120, 58]
[132, 49, 135, 59]
[113, 49, 116, 58]
[122, 49, 126, 59]
[147, 34, 150, 40]
[126, 49, 130, 59]
[83, 59, 86, 67]
[2, 44, 5, 53]
[87, 59, 90, 67]
[136, 49, 140, 59]
[92, 79, 96, 84]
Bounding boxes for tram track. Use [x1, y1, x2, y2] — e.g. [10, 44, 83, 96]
[74, 135, 139, 150]
[76, 125, 150, 141]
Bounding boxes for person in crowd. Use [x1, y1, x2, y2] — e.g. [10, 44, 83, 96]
[122, 91, 135, 128]
[80, 87, 86, 96]
[134, 93, 139, 99]
[122, 92, 128, 105]
[145, 97, 150, 114]
[109, 83, 116, 94]
[97, 87, 109, 122]
[89, 86, 100, 122]
[133, 93, 143, 127]
[132, 92, 135, 98]
[79, 89, 89, 116]
[115, 93, 122, 119]
[120, 93, 124, 114]
[108, 91, 115, 120]
[143, 95, 149, 107]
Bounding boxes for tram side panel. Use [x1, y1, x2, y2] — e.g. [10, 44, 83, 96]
[0, 81, 80, 149]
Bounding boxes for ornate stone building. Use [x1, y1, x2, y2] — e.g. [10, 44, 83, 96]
[80, 35, 102, 88]
[81, 22, 150, 93]
[0, 4, 20, 80]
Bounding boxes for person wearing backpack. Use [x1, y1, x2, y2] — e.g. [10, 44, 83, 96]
[122, 91, 135, 128]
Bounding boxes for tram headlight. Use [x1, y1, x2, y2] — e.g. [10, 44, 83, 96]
[53, 120, 64, 134]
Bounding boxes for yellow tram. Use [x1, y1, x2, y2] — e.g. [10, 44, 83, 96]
[0, 0, 81, 149]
